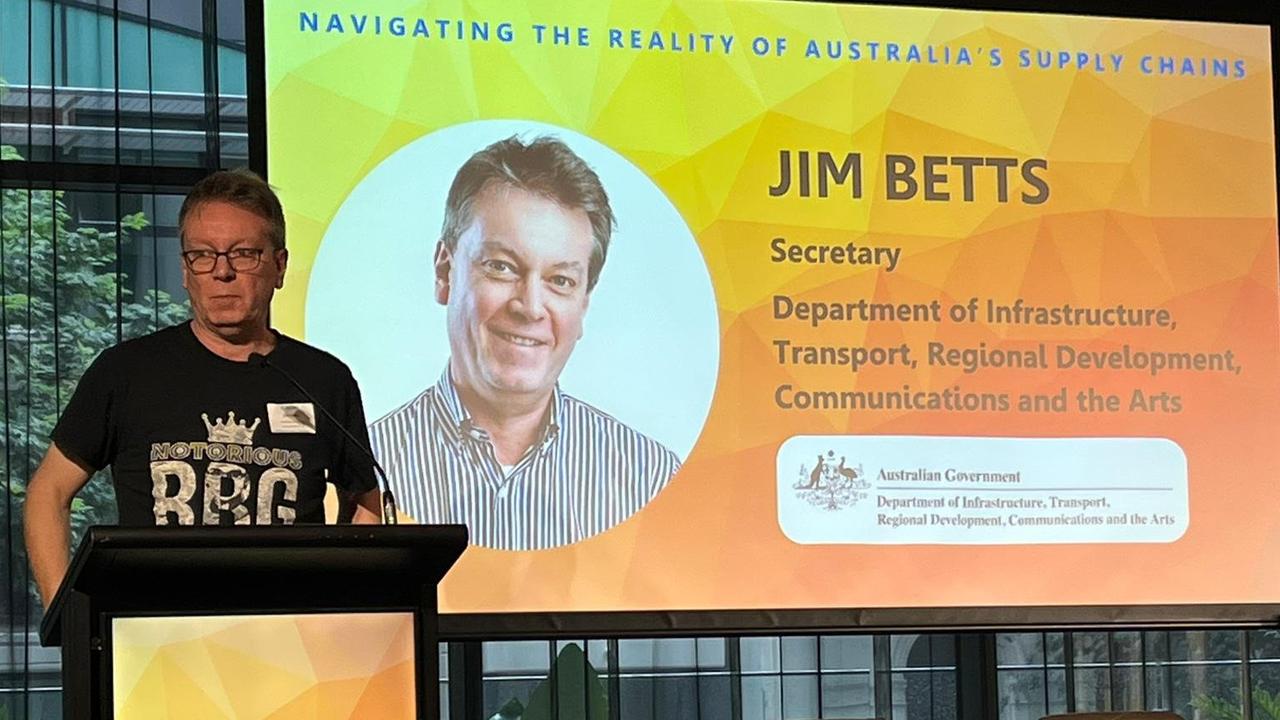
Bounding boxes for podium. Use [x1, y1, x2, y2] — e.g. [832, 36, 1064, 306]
[39, 524, 468, 720]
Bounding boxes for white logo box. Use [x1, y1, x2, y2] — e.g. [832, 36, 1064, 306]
[777, 435, 1188, 545]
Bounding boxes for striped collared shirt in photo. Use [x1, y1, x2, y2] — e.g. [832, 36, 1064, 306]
[368, 368, 680, 550]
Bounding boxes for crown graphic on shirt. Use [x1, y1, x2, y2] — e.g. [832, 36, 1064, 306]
[201, 411, 262, 445]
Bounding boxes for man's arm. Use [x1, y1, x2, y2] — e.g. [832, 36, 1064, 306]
[333, 366, 382, 524]
[350, 488, 382, 524]
[24, 444, 94, 608]
[336, 487, 382, 524]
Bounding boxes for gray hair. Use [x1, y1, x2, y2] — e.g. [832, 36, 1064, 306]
[180, 168, 287, 251]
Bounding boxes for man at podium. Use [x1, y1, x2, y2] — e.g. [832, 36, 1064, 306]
[23, 169, 382, 608]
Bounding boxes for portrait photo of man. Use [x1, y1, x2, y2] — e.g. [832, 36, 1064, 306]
[368, 136, 681, 550]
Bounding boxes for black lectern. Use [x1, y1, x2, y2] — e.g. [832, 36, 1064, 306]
[39, 524, 468, 720]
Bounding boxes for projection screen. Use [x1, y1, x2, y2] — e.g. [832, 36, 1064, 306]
[262, 0, 1279, 632]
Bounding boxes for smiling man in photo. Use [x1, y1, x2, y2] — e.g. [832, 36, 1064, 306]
[368, 136, 679, 550]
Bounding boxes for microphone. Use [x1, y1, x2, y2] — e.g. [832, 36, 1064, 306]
[249, 352, 398, 525]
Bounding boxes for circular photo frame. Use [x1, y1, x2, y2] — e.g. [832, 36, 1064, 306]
[305, 119, 720, 548]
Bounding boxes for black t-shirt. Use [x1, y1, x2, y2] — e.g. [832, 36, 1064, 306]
[52, 323, 377, 526]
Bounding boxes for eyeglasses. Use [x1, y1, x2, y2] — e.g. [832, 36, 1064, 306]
[182, 248, 268, 273]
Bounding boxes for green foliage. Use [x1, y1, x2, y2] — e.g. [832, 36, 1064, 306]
[1257, 687, 1280, 719]
[121, 212, 149, 232]
[490, 698, 524, 720]
[524, 644, 608, 720]
[487, 644, 609, 720]
[1195, 693, 1244, 720]
[2, 144, 189, 614]
[1193, 688, 1280, 720]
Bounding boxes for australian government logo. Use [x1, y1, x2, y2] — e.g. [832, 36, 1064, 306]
[793, 450, 872, 511]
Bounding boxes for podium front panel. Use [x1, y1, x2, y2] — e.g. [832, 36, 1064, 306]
[111, 612, 416, 719]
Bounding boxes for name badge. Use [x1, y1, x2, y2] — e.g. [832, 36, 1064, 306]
[267, 402, 317, 434]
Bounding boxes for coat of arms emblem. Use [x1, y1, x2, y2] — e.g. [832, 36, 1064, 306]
[794, 450, 870, 510]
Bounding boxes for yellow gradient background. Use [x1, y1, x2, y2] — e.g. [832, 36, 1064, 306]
[113, 614, 415, 719]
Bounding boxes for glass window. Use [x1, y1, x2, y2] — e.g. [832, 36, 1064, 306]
[740, 636, 780, 674]
[781, 674, 818, 719]
[1, 0, 246, 167]
[741, 675, 781, 720]
[619, 638, 700, 672]
[782, 635, 817, 672]
[891, 635, 957, 720]
[823, 634, 874, 672]
[823, 670, 876, 718]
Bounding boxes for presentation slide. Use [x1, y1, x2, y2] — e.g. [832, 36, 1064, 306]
[265, 0, 1279, 618]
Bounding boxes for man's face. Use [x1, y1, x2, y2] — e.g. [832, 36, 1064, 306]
[181, 201, 287, 336]
[437, 183, 594, 408]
